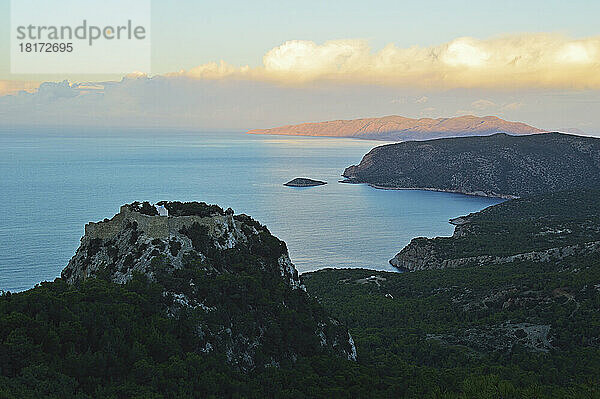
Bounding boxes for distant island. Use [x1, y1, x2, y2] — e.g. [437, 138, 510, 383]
[247, 115, 545, 141]
[342, 132, 600, 198]
[284, 177, 327, 187]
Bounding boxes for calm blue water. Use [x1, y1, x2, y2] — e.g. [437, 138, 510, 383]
[0, 129, 502, 292]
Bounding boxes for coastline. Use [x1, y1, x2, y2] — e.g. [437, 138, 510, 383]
[340, 180, 518, 200]
[247, 131, 394, 142]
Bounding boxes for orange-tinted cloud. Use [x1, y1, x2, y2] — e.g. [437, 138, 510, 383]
[171, 34, 600, 89]
[0, 80, 40, 96]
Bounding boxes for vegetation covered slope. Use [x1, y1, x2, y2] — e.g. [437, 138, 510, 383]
[343, 132, 600, 198]
[303, 255, 600, 398]
[391, 189, 600, 271]
[303, 189, 600, 397]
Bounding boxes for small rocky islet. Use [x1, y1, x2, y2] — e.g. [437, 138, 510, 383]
[284, 177, 327, 187]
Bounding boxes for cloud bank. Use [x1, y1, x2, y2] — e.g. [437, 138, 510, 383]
[1, 34, 600, 133]
[2, 75, 600, 134]
[169, 34, 600, 89]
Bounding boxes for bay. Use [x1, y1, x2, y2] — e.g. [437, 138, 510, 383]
[0, 129, 502, 292]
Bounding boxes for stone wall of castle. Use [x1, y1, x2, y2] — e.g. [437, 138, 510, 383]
[83, 206, 235, 241]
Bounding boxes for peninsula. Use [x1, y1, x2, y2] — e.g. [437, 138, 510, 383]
[342, 132, 600, 198]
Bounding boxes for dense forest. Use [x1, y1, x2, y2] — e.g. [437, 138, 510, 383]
[304, 253, 600, 398]
[3, 253, 598, 397]
[0, 277, 368, 398]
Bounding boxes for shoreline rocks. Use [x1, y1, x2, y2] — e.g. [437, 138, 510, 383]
[340, 179, 518, 199]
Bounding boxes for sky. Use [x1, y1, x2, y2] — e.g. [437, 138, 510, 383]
[1, 0, 600, 133]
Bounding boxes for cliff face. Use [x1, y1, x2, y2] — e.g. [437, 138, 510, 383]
[391, 239, 600, 271]
[247, 115, 544, 141]
[343, 132, 600, 198]
[63, 203, 267, 286]
[389, 189, 600, 271]
[63, 201, 356, 370]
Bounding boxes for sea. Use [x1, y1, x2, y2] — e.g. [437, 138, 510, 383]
[0, 129, 503, 292]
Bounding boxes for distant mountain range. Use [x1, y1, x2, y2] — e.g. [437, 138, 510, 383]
[342, 132, 600, 198]
[247, 115, 545, 141]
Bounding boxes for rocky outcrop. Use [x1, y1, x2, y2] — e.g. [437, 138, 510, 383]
[427, 322, 554, 353]
[391, 240, 600, 271]
[284, 178, 327, 187]
[343, 132, 600, 198]
[63, 201, 357, 370]
[248, 115, 544, 141]
[63, 203, 251, 284]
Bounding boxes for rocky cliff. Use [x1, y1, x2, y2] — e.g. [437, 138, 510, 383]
[343, 132, 600, 198]
[62, 201, 356, 370]
[247, 115, 544, 141]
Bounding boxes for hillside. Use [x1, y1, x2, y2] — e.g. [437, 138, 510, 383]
[247, 115, 544, 141]
[303, 188, 600, 398]
[390, 189, 600, 270]
[2, 197, 600, 397]
[304, 255, 600, 398]
[343, 132, 600, 198]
